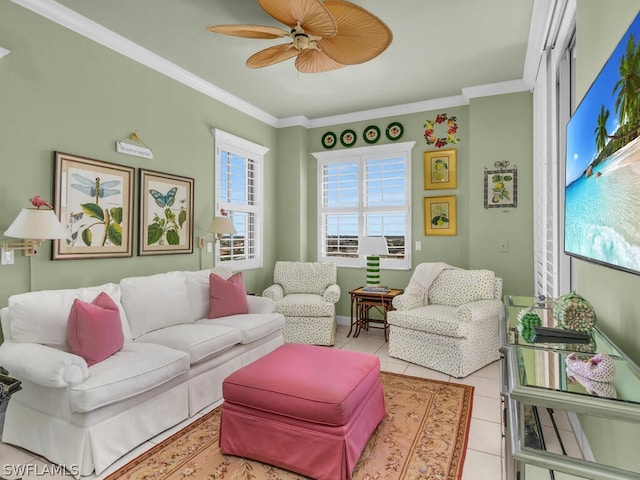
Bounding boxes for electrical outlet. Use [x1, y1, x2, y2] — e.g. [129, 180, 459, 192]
[1, 247, 14, 265]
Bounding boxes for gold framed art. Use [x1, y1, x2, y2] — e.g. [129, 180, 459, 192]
[424, 195, 457, 236]
[424, 149, 457, 190]
[53, 151, 135, 259]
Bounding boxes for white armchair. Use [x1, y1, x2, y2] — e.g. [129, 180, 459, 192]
[262, 261, 340, 345]
[387, 264, 503, 378]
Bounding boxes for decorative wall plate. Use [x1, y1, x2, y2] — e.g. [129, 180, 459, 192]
[386, 122, 404, 141]
[340, 129, 357, 147]
[363, 125, 380, 144]
[322, 131, 337, 149]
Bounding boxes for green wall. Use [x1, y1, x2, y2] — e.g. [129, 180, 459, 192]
[0, 2, 278, 308]
[304, 98, 534, 318]
[574, 1, 640, 473]
[0, 3, 535, 324]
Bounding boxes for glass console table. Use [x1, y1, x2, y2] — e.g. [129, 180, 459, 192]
[500, 296, 640, 480]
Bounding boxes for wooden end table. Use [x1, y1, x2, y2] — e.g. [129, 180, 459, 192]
[348, 287, 403, 342]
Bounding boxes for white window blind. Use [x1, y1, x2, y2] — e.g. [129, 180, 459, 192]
[313, 142, 414, 270]
[213, 128, 269, 270]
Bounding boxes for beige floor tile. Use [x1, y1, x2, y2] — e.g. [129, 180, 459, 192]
[468, 418, 502, 456]
[472, 360, 500, 380]
[472, 394, 501, 423]
[0, 441, 38, 469]
[379, 361, 407, 374]
[403, 363, 449, 382]
[450, 374, 501, 399]
[2, 458, 76, 480]
[462, 449, 502, 480]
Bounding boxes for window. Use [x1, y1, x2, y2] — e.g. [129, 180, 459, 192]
[313, 142, 414, 269]
[213, 128, 269, 270]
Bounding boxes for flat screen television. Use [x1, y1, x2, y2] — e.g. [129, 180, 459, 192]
[565, 12, 640, 275]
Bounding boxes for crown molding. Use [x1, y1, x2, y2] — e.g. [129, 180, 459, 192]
[13, 0, 543, 130]
[12, 0, 280, 128]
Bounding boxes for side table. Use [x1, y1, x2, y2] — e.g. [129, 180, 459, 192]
[348, 287, 403, 342]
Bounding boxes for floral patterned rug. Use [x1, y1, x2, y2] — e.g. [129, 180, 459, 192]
[105, 372, 474, 480]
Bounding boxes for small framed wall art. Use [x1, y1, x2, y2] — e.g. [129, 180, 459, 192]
[53, 151, 135, 259]
[484, 168, 517, 208]
[139, 169, 194, 255]
[424, 149, 457, 190]
[424, 195, 457, 236]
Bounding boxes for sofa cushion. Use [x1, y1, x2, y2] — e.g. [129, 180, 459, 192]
[67, 292, 124, 366]
[387, 305, 470, 338]
[185, 266, 233, 321]
[197, 312, 285, 344]
[134, 323, 241, 365]
[208, 272, 248, 319]
[120, 271, 192, 338]
[274, 261, 336, 296]
[8, 283, 132, 349]
[273, 294, 335, 317]
[428, 269, 496, 307]
[69, 342, 189, 413]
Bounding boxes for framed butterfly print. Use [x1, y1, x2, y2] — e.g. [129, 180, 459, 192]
[53, 151, 135, 259]
[139, 168, 194, 256]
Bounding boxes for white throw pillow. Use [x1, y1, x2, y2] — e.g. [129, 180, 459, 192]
[184, 266, 233, 321]
[120, 271, 192, 338]
[9, 283, 131, 349]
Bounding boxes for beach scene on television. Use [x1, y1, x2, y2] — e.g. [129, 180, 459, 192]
[565, 12, 640, 274]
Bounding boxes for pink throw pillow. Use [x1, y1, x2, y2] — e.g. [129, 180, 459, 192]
[67, 292, 124, 366]
[208, 272, 249, 319]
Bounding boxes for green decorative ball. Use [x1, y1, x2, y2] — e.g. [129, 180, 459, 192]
[516, 308, 542, 343]
[553, 292, 596, 332]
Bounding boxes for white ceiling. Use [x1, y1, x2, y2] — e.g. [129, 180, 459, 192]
[16, 0, 546, 126]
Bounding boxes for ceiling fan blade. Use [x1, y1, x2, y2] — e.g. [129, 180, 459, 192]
[207, 24, 289, 39]
[295, 49, 345, 73]
[319, 0, 392, 65]
[247, 43, 299, 69]
[259, 0, 337, 37]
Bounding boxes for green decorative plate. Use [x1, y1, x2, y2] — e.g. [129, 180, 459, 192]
[322, 131, 337, 149]
[340, 129, 357, 147]
[386, 121, 404, 141]
[363, 125, 380, 144]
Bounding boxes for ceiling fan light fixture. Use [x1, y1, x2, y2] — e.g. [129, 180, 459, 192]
[207, 0, 392, 73]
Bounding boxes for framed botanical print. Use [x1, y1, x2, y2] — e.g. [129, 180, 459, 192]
[484, 169, 517, 208]
[138, 169, 194, 255]
[424, 149, 457, 189]
[53, 152, 134, 259]
[424, 195, 457, 236]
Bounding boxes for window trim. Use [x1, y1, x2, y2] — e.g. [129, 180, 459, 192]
[312, 141, 415, 270]
[212, 128, 269, 270]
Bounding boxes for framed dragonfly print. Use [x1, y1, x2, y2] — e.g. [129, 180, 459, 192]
[139, 169, 194, 256]
[53, 152, 134, 259]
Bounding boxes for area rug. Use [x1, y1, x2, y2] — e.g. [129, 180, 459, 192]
[105, 372, 474, 480]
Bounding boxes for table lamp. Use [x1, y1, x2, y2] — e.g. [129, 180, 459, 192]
[358, 236, 389, 287]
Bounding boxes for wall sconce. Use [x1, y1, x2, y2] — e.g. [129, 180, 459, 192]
[358, 236, 389, 287]
[3, 206, 67, 256]
[207, 216, 236, 242]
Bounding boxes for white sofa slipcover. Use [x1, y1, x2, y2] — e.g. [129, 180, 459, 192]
[387, 265, 503, 378]
[262, 261, 340, 345]
[0, 266, 285, 477]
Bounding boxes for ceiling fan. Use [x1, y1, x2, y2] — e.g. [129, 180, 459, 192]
[207, 0, 392, 73]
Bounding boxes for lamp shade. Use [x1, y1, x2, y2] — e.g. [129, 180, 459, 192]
[207, 216, 236, 236]
[357, 236, 389, 256]
[4, 208, 66, 240]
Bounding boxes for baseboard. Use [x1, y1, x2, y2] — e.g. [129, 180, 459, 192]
[336, 315, 350, 327]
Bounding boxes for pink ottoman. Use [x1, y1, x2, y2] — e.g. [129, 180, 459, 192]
[219, 343, 385, 480]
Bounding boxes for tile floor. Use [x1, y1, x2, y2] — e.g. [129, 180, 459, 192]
[0, 325, 581, 480]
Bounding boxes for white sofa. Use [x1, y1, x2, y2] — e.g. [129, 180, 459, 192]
[0, 266, 285, 477]
[387, 264, 503, 378]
